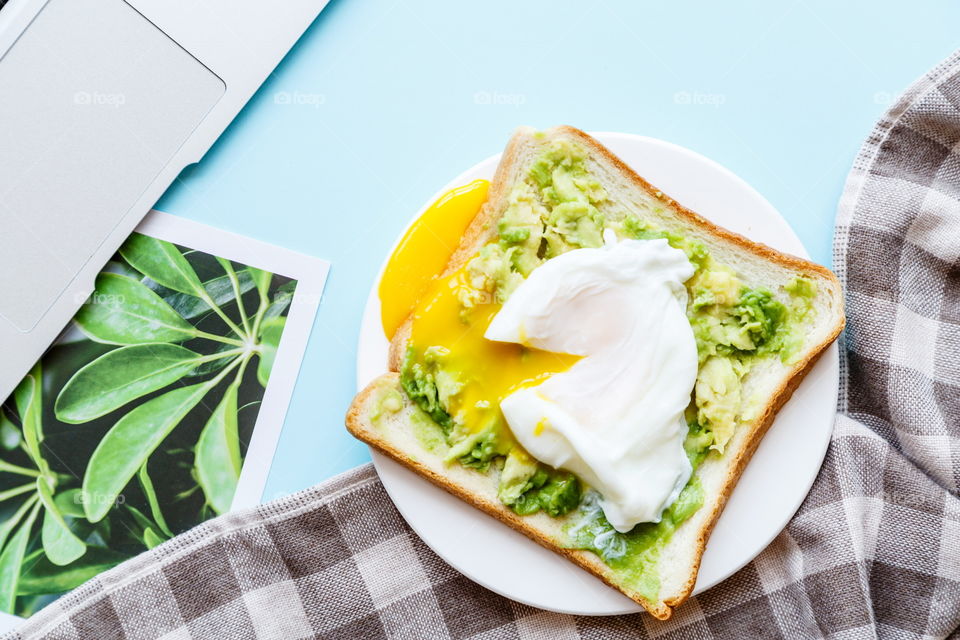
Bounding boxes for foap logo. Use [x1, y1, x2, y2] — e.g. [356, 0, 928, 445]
[74, 492, 126, 508]
[74, 91, 126, 108]
[883, 490, 945, 512]
[673, 90, 726, 108]
[461, 288, 496, 306]
[873, 90, 896, 106]
[474, 90, 527, 107]
[273, 90, 326, 108]
[75, 291, 125, 306]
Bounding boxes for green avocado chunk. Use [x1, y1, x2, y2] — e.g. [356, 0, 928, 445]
[447, 423, 506, 471]
[399, 347, 460, 432]
[495, 447, 581, 517]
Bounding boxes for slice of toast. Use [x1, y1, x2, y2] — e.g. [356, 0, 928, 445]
[346, 126, 844, 619]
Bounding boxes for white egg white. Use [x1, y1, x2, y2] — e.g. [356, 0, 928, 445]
[485, 233, 698, 533]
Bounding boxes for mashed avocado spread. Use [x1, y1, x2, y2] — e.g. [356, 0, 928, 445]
[391, 136, 817, 599]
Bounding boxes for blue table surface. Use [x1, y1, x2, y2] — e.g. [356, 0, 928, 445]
[157, 0, 960, 501]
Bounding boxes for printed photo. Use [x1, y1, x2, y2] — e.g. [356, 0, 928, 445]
[0, 213, 327, 620]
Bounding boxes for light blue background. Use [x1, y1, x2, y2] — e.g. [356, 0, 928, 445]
[156, 0, 960, 500]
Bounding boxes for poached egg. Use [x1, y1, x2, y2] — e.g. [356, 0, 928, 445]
[485, 231, 698, 532]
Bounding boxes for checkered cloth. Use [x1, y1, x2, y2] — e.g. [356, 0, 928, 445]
[9, 56, 960, 640]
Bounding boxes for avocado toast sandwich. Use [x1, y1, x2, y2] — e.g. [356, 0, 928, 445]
[346, 125, 844, 619]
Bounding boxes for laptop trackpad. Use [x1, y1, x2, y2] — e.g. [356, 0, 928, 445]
[0, 0, 224, 331]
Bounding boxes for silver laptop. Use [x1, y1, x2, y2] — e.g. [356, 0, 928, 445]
[0, 0, 329, 402]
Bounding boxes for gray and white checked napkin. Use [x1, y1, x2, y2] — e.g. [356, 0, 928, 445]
[7, 52, 960, 640]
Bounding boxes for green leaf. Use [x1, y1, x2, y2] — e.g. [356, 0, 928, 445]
[54, 489, 86, 519]
[186, 344, 237, 378]
[17, 547, 127, 596]
[264, 281, 297, 320]
[38, 479, 86, 566]
[164, 270, 255, 320]
[14, 369, 41, 461]
[217, 259, 252, 335]
[214, 256, 235, 274]
[55, 344, 203, 423]
[13, 367, 47, 474]
[104, 259, 143, 281]
[195, 383, 241, 515]
[257, 317, 286, 387]
[0, 413, 21, 451]
[137, 464, 172, 537]
[143, 528, 165, 549]
[248, 268, 272, 299]
[119, 234, 204, 297]
[0, 497, 39, 552]
[123, 242, 248, 340]
[82, 383, 212, 522]
[0, 501, 40, 612]
[124, 505, 156, 536]
[40, 513, 85, 567]
[75, 274, 196, 345]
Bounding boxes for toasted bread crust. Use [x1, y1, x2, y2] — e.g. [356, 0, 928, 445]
[359, 126, 845, 618]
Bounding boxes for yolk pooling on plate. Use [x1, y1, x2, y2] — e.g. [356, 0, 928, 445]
[384, 136, 819, 600]
[379, 179, 489, 338]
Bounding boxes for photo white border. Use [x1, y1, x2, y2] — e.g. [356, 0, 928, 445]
[134, 210, 329, 511]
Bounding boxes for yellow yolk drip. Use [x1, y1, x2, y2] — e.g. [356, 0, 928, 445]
[410, 267, 580, 436]
[379, 179, 490, 338]
[534, 418, 548, 436]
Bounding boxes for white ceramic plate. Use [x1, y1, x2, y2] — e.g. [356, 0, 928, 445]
[356, 132, 838, 616]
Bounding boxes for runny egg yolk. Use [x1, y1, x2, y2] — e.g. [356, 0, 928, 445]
[379, 179, 579, 438]
[379, 179, 490, 338]
[409, 266, 580, 436]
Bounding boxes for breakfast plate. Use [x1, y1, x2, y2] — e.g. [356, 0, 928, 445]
[356, 132, 839, 616]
